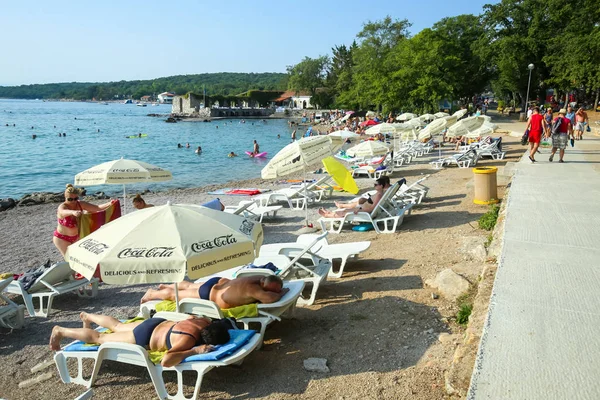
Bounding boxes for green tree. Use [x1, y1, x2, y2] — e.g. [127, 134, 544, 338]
[286, 56, 330, 97]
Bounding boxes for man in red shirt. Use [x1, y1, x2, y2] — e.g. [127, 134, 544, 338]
[524, 106, 547, 163]
[549, 109, 573, 163]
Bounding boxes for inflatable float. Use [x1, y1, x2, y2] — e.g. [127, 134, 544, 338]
[126, 134, 148, 138]
[245, 151, 267, 158]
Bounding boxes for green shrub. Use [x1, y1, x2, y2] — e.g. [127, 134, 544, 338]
[456, 304, 473, 325]
[478, 204, 500, 231]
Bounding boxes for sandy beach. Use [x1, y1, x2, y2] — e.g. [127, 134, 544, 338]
[0, 118, 525, 400]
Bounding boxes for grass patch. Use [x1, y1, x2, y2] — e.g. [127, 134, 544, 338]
[478, 204, 500, 231]
[456, 304, 473, 325]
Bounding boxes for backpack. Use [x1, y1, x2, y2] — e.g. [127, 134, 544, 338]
[551, 117, 564, 135]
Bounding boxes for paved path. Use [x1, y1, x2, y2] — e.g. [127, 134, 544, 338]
[469, 135, 600, 399]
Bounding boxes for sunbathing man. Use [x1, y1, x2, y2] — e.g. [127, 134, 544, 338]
[140, 275, 289, 309]
[49, 312, 231, 367]
[320, 176, 390, 218]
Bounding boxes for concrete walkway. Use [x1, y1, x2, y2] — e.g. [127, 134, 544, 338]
[469, 135, 600, 399]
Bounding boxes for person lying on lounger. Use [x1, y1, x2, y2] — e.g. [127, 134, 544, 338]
[140, 275, 289, 309]
[333, 176, 391, 211]
[50, 312, 231, 367]
[319, 176, 390, 218]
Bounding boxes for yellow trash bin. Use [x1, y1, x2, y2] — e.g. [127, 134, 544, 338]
[473, 167, 499, 205]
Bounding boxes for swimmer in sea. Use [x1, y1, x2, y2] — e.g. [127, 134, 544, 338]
[138, 133, 142, 138]
[277, 134, 280, 139]
[195, 146, 202, 154]
[178, 143, 183, 148]
[228, 152, 238, 157]
[186, 143, 190, 148]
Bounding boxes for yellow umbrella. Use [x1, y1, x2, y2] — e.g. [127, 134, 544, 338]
[322, 156, 359, 195]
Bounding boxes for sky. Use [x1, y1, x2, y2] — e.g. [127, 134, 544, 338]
[0, 0, 498, 86]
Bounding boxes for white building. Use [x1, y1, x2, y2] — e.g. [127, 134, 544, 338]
[157, 92, 175, 104]
[274, 90, 313, 109]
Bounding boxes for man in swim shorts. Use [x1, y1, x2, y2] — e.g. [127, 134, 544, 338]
[49, 312, 231, 367]
[140, 275, 288, 309]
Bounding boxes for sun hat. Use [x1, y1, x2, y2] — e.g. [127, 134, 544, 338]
[558, 108, 567, 114]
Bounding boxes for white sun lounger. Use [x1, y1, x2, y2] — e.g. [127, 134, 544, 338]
[430, 149, 478, 169]
[224, 200, 283, 222]
[253, 185, 312, 210]
[54, 311, 261, 400]
[289, 176, 335, 201]
[0, 277, 25, 329]
[138, 280, 305, 345]
[260, 234, 371, 278]
[318, 183, 411, 234]
[4, 262, 98, 317]
[236, 232, 332, 306]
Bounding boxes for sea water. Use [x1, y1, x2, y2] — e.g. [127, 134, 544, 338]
[0, 99, 295, 198]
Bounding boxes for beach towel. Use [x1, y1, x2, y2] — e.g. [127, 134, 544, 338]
[78, 199, 121, 239]
[226, 189, 262, 196]
[155, 300, 259, 320]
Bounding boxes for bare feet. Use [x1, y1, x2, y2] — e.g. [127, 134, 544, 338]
[80, 312, 92, 329]
[50, 326, 63, 351]
[318, 208, 328, 217]
[334, 201, 344, 208]
[140, 289, 158, 304]
[158, 283, 170, 290]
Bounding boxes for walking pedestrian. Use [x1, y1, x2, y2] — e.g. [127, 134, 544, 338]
[574, 107, 589, 140]
[524, 106, 547, 163]
[549, 109, 572, 163]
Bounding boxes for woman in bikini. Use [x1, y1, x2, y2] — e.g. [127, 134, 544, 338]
[132, 193, 154, 210]
[49, 312, 231, 367]
[53, 184, 114, 257]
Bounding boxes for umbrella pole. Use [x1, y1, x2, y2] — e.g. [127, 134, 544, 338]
[304, 164, 309, 227]
[123, 184, 127, 214]
[174, 282, 180, 313]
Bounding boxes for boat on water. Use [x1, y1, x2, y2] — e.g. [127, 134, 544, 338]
[151, 103, 159, 106]
[101, 102, 109, 105]
[123, 99, 133, 104]
[137, 103, 147, 107]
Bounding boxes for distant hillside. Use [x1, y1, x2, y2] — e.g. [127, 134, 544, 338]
[0, 72, 288, 101]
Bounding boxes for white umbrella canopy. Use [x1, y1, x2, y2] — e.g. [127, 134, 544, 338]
[434, 112, 449, 118]
[452, 109, 468, 120]
[418, 113, 437, 122]
[406, 118, 426, 128]
[443, 115, 458, 128]
[364, 123, 397, 135]
[75, 158, 172, 213]
[346, 141, 390, 158]
[261, 136, 340, 179]
[65, 203, 263, 285]
[74, 158, 172, 185]
[446, 116, 485, 138]
[329, 130, 361, 141]
[417, 118, 448, 141]
[396, 113, 417, 121]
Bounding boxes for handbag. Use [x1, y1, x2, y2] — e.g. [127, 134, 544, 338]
[586, 124, 591, 132]
[520, 129, 529, 145]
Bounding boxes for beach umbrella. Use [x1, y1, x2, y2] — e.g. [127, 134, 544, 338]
[443, 115, 458, 128]
[418, 113, 437, 122]
[329, 130, 360, 141]
[359, 119, 379, 127]
[346, 141, 390, 158]
[452, 109, 468, 120]
[406, 118, 425, 128]
[446, 116, 485, 138]
[434, 112, 449, 118]
[321, 157, 359, 195]
[261, 136, 340, 225]
[417, 118, 448, 141]
[396, 113, 416, 121]
[74, 158, 172, 213]
[364, 122, 397, 136]
[65, 203, 263, 309]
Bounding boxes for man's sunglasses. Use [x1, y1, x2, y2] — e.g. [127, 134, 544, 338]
[67, 197, 79, 202]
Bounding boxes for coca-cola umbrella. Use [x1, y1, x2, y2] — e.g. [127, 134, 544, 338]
[65, 203, 263, 309]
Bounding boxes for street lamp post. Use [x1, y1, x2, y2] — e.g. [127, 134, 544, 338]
[525, 63, 534, 110]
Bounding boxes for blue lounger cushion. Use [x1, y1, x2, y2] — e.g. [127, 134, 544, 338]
[63, 329, 256, 363]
